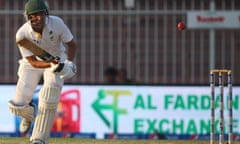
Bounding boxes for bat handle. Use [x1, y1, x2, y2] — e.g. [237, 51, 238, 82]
[52, 56, 60, 64]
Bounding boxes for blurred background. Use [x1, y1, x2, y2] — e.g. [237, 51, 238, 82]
[0, 0, 240, 85]
[0, 0, 240, 140]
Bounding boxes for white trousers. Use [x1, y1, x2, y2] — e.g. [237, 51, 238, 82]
[12, 60, 64, 105]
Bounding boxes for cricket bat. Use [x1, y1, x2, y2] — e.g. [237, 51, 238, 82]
[17, 38, 59, 63]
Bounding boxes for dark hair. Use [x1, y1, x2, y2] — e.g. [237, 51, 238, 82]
[104, 66, 117, 76]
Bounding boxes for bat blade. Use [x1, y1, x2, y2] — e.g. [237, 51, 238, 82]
[18, 38, 58, 63]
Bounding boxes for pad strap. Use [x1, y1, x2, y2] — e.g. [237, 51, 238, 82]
[8, 100, 35, 122]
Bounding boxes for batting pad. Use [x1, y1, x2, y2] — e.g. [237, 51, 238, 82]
[8, 100, 35, 122]
[30, 87, 61, 143]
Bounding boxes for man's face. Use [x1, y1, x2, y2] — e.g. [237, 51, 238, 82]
[28, 11, 46, 32]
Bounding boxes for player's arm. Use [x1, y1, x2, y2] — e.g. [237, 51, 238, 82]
[26, 55, 51, 68]
[17, 38, 59, 63]
[65, 39, 76, 61]
[57, 39, 77, 80]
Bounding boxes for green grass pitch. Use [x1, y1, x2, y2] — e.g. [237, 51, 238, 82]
[0, 138, 239, 144]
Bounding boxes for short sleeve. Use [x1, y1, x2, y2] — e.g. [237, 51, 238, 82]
[53, 17, 73, 43]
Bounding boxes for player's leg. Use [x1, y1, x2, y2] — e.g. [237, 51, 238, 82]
[8, 62, 43, 134]
[30, 87, 61, 144]
[30, 71, 63, 144]
[19, 100, 37, 134]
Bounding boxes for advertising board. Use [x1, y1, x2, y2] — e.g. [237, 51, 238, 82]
[0, 85, 239, 139]
[187, 11, 240, 29]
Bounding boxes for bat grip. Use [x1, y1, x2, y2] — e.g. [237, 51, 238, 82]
[52, 56, 60, 64]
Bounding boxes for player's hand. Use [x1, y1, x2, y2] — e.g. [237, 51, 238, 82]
[48, 60, 77, 80]
[48, 62, 64, 73]
[59, 60, 77, 80]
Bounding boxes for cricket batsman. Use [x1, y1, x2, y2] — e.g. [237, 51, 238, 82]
[8, 0, 77, 143]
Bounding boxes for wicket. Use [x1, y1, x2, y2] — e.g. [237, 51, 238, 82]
[210, 69, 232, 144]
